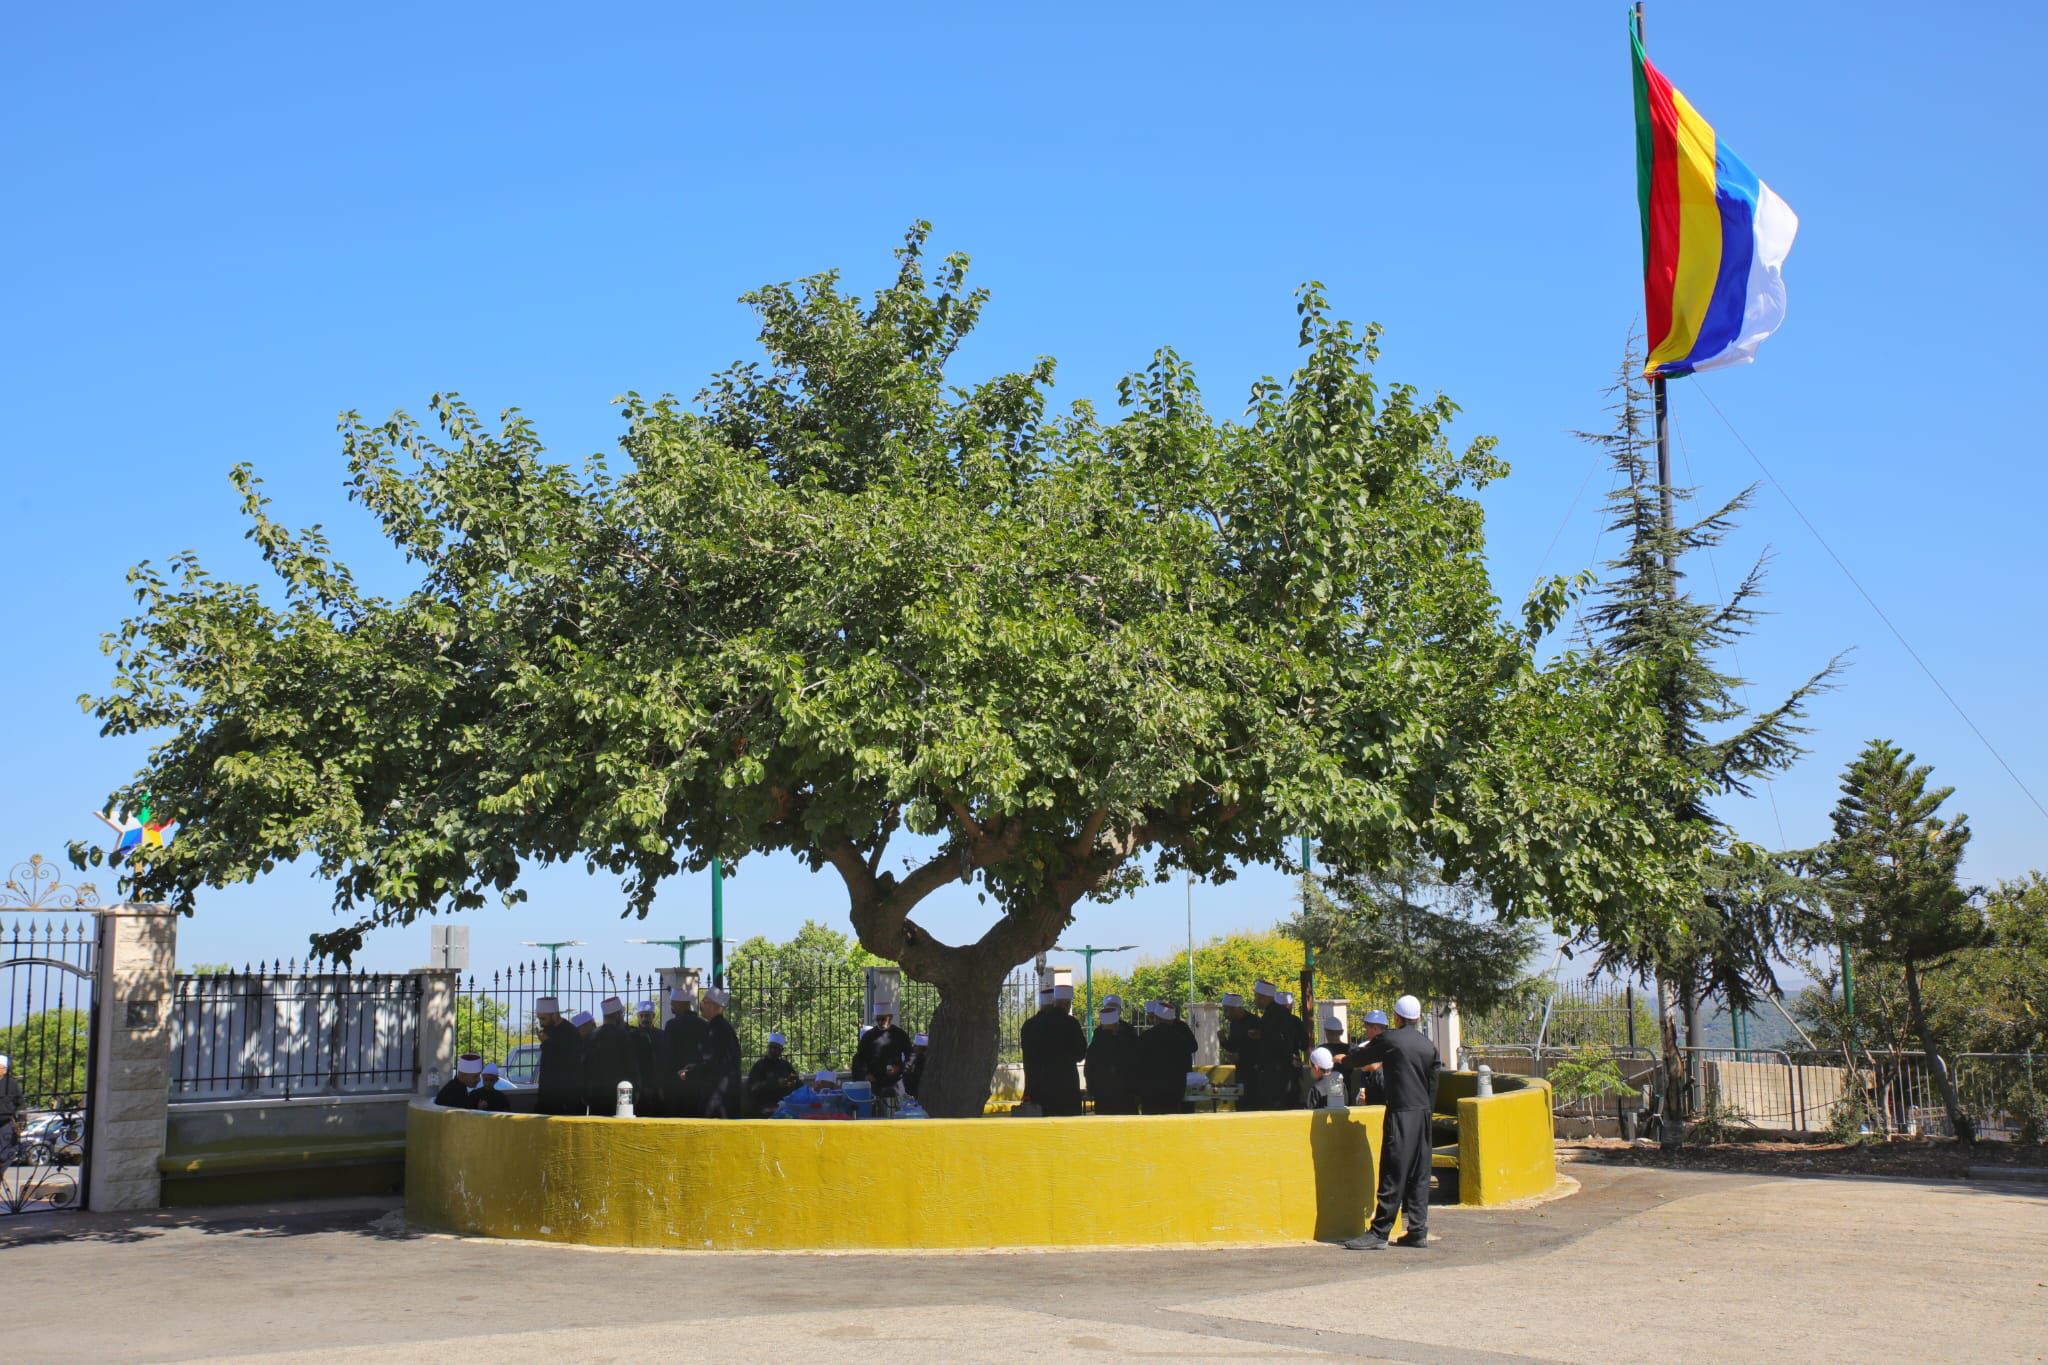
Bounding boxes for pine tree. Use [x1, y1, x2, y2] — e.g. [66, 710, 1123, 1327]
[1822, 739, 1985, 1141]
[1579, 362, 1840, 1119]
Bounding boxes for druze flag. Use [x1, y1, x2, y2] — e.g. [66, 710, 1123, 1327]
[1633, 25, 1797, 379]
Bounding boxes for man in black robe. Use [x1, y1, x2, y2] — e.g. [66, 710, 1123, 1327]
[852, 1004, 912, 1097]
[1236, 981, 1283, 1111]
[1019, 985, 1086, 1116]
[664, 987, 710, 1117]
[631, 999, 674, 1117]
[1351, 1010, 1389, 1106]
[678, 988, 742, 1118]
[434, 1053, 485, 1107]
[1084, 1004, 1141, 1115]
[1139, 1002, 1198, 1115]
[1218, 993, 1257, 1109]
[1343, 994, 1441, 1251]
[474, 1062, 513, 1112]
[585, 996, 642, 1117]
[746, 1030, 803, 1116]
[534, 997, 586, 1116]
[0, 1054, 24, 1166]
[1264, 989, 1307, 1110]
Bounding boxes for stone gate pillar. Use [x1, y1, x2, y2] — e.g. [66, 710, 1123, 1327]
[1190, 1001, 1221, 1066]
[87, 903, 177, 1212]
[411, 968, 457, 1094]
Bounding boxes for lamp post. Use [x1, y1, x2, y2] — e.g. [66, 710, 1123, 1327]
[627, 935, 713, 973]
[520, 939, 585, 997]
[1054, 943, 1137, 1040]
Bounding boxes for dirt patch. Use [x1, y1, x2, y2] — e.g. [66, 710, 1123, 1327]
[1563, 1134, 2048, 1180]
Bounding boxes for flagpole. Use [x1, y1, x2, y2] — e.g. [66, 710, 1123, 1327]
[1636, 0, 1691, 1141]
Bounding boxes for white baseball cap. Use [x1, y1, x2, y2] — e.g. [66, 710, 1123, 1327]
[1309, 1046, 1334, 1071]
[1394, 994, 1422, 1020]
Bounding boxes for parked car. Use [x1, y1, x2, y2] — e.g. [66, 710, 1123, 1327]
[17, 1111, 85, 1166]
[500, 1044, 541, 1086]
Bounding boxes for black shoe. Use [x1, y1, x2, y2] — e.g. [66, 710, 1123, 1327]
[1393, 1231, 1427, 1247]
[1343, 1232, 1389, 1251]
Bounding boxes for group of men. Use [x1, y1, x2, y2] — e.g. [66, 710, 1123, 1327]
[431, 1052, 514, 1110]
[530, 988, 743, 1118]
[1017, 984, 1199, 1117]
[744, 1003, 932, 1115]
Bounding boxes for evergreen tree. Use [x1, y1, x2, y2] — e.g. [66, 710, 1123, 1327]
[1821, 739, 1985, 1141]
[1579, 363, 1840, 1115]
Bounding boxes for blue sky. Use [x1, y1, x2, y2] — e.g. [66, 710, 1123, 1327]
[4, 3, 2042, 978]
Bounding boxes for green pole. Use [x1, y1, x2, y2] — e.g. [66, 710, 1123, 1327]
[1084, 952, 1095, 1042]
[711, 857, 725, 990]
[1300, 832, 1316, 1004]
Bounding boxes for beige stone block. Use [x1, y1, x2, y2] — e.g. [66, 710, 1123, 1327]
[103, 1058, 171, 1092]
[92, 1116, 168, 1154]
[90, 1174, 161, 1212]
[102, 1085, 170, 1125]
[89, 1144, 166, 1188]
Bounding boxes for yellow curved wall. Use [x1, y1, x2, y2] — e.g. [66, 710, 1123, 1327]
[1457, 1078, 1557, 1205]
[408, 1100, 1391, 1250]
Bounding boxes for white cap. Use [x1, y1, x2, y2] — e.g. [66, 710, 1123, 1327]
[1099, 1006, 1121, 1024]
[457, 1053, 483, 1076]
[482, 1062, 500, 1077]
[1309, 1046, 1334, 1071]
[1038, 987, 1056, 1005]
[636, 999, 655, 1014]
[767, 1031, 787, 1046]
[570, 1010, 594, 1027]
[671, 986, 695, 1004]
[1253, 980, 1276, 997]
[913, 1033, 928, 1046]
[704, 988, 730, 1008]
[1321, 1007, 1342, 1028]
[1053, 984, 1073, 1002]
[1276, 991, 1293, 1007]
[814, 1069, 837, 1085]
[535, 996, 560, 1014]
[601, 995, 624, 1016]
[1220, 993, 1244, 1008]
[1144, 1000, 1163, 1019]
[0, 1054, 10, 1069]
[1394, 993, 1422, 1020]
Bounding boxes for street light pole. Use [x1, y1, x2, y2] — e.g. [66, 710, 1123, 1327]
[626, 935, 713, 974]
[1054, 943, 1137, 1040]
[711, 856, 725, 990]
[521, 939, 586, 997]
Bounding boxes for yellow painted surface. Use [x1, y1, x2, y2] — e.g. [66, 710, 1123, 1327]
[408, 1100, 1387, 1250]
[1456, 1077, 1557, 1205]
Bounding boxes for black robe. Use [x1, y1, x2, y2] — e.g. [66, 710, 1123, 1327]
[903, 1050, 929, 1100]
[678, 1013, 742, 1118]
[585, 1018, 643, 1116]
[852, 1023, 912, 1094]
[1138, 1019, 1197, 1114]
[1019, 1008, 1087, 1116]
[631, 1024, 674, 1116]
[433, 1077, 478, 1109]
[1259, 1002, 1306, 1110]
[1084, 1024, 1142, 1114]
[473, 1082, 512, 1112]
[746, 1052, 801, 1116]
[536, 1020, 586, 1116]
[664, 1012, 711, 1116]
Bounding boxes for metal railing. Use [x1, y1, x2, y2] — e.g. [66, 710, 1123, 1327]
[724, 960, 1038, 1079]
[0, 915, 95, 1112]
[169, 966, 423, 1099]
[454, 961, 669, 1081]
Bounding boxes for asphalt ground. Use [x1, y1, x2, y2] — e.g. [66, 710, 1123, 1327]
[3, 1161, 2043, 1361]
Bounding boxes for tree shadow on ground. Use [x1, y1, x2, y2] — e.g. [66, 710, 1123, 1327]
[0, 1196, 414, 1248]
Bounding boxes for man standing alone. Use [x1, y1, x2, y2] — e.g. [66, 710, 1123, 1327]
[1344, 994, 1440, 1251]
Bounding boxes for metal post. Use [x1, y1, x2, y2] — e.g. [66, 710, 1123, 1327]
[1185, 870, 1197, 1015]
[711, 856, 725, 990]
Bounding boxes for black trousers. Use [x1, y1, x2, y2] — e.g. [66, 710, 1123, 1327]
[1371, 1107, 1432, 1238]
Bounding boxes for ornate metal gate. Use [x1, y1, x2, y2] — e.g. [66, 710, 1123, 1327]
[1, 856, 99, 1215]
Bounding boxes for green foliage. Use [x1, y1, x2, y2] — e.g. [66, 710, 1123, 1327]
[728, 919, 886, 976]
[1685, 1093, 1756, 1146]
[73, 226, 1706, 1112]
[183, 962, 235, 976]
[0, 1009, 90, 1106]
[1085, 929, 1380, 1017]
[1546, 1044, 1633, 1111]
[454, 993, 521, 1065]
[1287, 858, 1537, 1014]
[1824, 1084, 1876, 1146]
[1577, 362, 1838, 1017]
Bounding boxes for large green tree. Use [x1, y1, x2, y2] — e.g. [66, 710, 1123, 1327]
[1576, 363, 1838, 1119]
[1820, 739, 1985, 1141]
[77, 227, 1699, 1115]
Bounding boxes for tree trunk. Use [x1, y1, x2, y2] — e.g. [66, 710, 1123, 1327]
[1658, 974, 1687, 1144]
[918, 963, 1008, 1118]
[1901, 959, 1973, 1144]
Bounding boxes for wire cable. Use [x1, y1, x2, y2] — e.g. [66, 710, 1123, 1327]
[1693, 378, 2048, 826]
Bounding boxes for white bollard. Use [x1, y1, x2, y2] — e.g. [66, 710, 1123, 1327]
[616, 1080, 636, 1118]
[1475, 1064, 1494, 1097]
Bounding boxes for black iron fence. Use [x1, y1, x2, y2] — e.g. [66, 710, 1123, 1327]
[0, 915, 95, 1113]
[723, 960, 1038, 1079]
[454, 961, 669, 1083]
[169, 965, 422, 1099]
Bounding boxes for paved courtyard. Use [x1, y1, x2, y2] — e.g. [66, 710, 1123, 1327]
[3, 1162, 2042, 1361]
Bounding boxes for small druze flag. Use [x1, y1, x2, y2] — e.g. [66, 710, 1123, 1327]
[1633, 23, 1798, 379]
